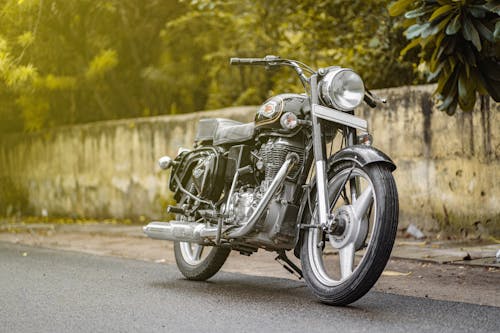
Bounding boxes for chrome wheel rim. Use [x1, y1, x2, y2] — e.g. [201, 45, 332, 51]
[307, 167, 377, 286]
[179, 242, 206, 266]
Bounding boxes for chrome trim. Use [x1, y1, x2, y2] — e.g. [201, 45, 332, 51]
[158, 156, 173, 170]
[312, 104, 367, 132]
[143, 221, 227, 244]
[315, 160, 329, 227]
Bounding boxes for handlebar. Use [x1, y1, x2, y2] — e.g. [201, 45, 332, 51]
[229, 55, 385, 108]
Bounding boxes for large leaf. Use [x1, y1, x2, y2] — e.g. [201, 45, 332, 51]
[428, 62, 444, 81]
[468, 5, 487, 18]
[463, 44, 477, 67]
[406, 23, 431, 39]
[462, 16, 482, 51]
[405, 6, 433, 18]
[494, 21, 500, 41]
[429, 4, 455, 22]
[445, 14, 461, 35]
[476, 64, 500, 101]
[474, 19, 494, 42]
[388, 0, 417, 16]
[458, 69, 476, 111]
[484, 2, 500, 16]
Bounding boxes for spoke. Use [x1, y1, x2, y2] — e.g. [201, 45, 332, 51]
[192, 244, 203, 260]
[339, 242, 355, 279]
[352, 186, 373, 220]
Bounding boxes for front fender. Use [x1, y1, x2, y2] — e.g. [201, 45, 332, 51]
[328, 145, 396, 172]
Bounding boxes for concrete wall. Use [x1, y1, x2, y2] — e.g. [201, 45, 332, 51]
[0, 85, 498, 236]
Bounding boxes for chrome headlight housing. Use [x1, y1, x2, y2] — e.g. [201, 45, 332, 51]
[319, 68, 365, 111]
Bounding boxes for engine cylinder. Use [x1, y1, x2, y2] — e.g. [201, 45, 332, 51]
[260, 137, 304, 183]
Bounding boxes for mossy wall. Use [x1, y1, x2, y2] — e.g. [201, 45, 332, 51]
[0, 85, 498, 236]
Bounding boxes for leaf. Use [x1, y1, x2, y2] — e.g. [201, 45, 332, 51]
[494, 21, 500, 41]
[435, 61, 455, 94]
[404, 7, 432, 19]
[400, 37, 422, 56]
[445, 14, 461, 35]
[435, 14, 453, 34]
[405, 23, 431, 39]
[458, 68, 476, 111]
[484, 2, 500, 16]
[429, 4, 454, 22]
[438, 92, 456, 111]
[422, 23, 440, 38]
[388, 0, 417, 16]
[445, 99, 458, 115]
[442, 36, 457, 55]
[463, 44, 477, 67]
[476, 68, 500, 101]
[474, 19, 494, 42]
[428, 62, 444, 81]
[468, 6, 487, 18]
[462, 16, 482, 51]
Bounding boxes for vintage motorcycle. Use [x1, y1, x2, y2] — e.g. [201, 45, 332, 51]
[144, 56, 398, 305]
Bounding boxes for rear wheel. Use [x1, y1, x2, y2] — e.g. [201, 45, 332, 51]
[174, 241, 230, 281]
[173, 178, 230, 281]
[301, 162, 398, 305]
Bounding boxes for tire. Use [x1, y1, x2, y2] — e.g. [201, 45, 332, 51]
[174, 241, 230, 281]
[301, 162, 398, 305]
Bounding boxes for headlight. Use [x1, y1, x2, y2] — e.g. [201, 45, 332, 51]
[319, 68, 365, 111]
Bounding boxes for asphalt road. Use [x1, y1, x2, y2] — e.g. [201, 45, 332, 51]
[1, 242, 498, 333]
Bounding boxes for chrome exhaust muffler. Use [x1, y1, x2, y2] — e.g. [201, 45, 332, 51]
[143, 221, 218, 244]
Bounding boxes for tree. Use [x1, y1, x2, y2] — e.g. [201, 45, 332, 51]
[0, 0, 421, 133]
[389, 0, 500, 114]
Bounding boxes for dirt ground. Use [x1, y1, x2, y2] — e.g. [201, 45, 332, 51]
[1, 229, 498, 307]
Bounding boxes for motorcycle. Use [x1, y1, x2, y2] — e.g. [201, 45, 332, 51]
[144, 56, 399, 305]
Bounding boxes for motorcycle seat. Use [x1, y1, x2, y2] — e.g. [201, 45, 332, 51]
[195, 118, 255, 145]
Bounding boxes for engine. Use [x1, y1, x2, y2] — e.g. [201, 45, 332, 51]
[227, 136, 305, 226]
[258, 136, 305, 187]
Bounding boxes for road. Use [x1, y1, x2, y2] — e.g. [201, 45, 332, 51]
[0, 242, 498, 333]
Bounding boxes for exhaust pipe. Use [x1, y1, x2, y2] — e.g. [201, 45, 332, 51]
[143, 221, 218, 244]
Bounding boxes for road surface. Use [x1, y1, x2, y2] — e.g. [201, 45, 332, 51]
[0, 242, 498, 332]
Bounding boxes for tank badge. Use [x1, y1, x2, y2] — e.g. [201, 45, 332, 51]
[259, 100, 279, 118]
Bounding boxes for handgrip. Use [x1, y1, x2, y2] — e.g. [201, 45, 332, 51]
[230, 57, 267, 65]
[230, 55, 281, 66]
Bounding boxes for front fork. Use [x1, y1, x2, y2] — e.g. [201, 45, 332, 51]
[310, 74, 357, 229]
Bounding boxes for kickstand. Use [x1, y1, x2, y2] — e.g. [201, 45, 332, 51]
[275, 250, 303, 280]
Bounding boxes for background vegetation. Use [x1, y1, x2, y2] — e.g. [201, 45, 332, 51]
[0, 0, 428, 133]
[389, 0, 499, 115]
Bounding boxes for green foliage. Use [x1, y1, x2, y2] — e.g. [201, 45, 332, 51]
[389, 0, 500, 115]
[0, 0, 420, 133]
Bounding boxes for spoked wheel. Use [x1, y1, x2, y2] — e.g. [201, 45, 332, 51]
[301, 162, 398, 305]
[174, 241, 230, 281]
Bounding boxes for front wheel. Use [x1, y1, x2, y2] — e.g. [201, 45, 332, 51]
[301, 162, 398, 305]
[174, 241, 230, 281]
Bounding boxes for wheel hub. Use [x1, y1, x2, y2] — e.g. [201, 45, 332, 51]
[328, 206, 364, 249]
